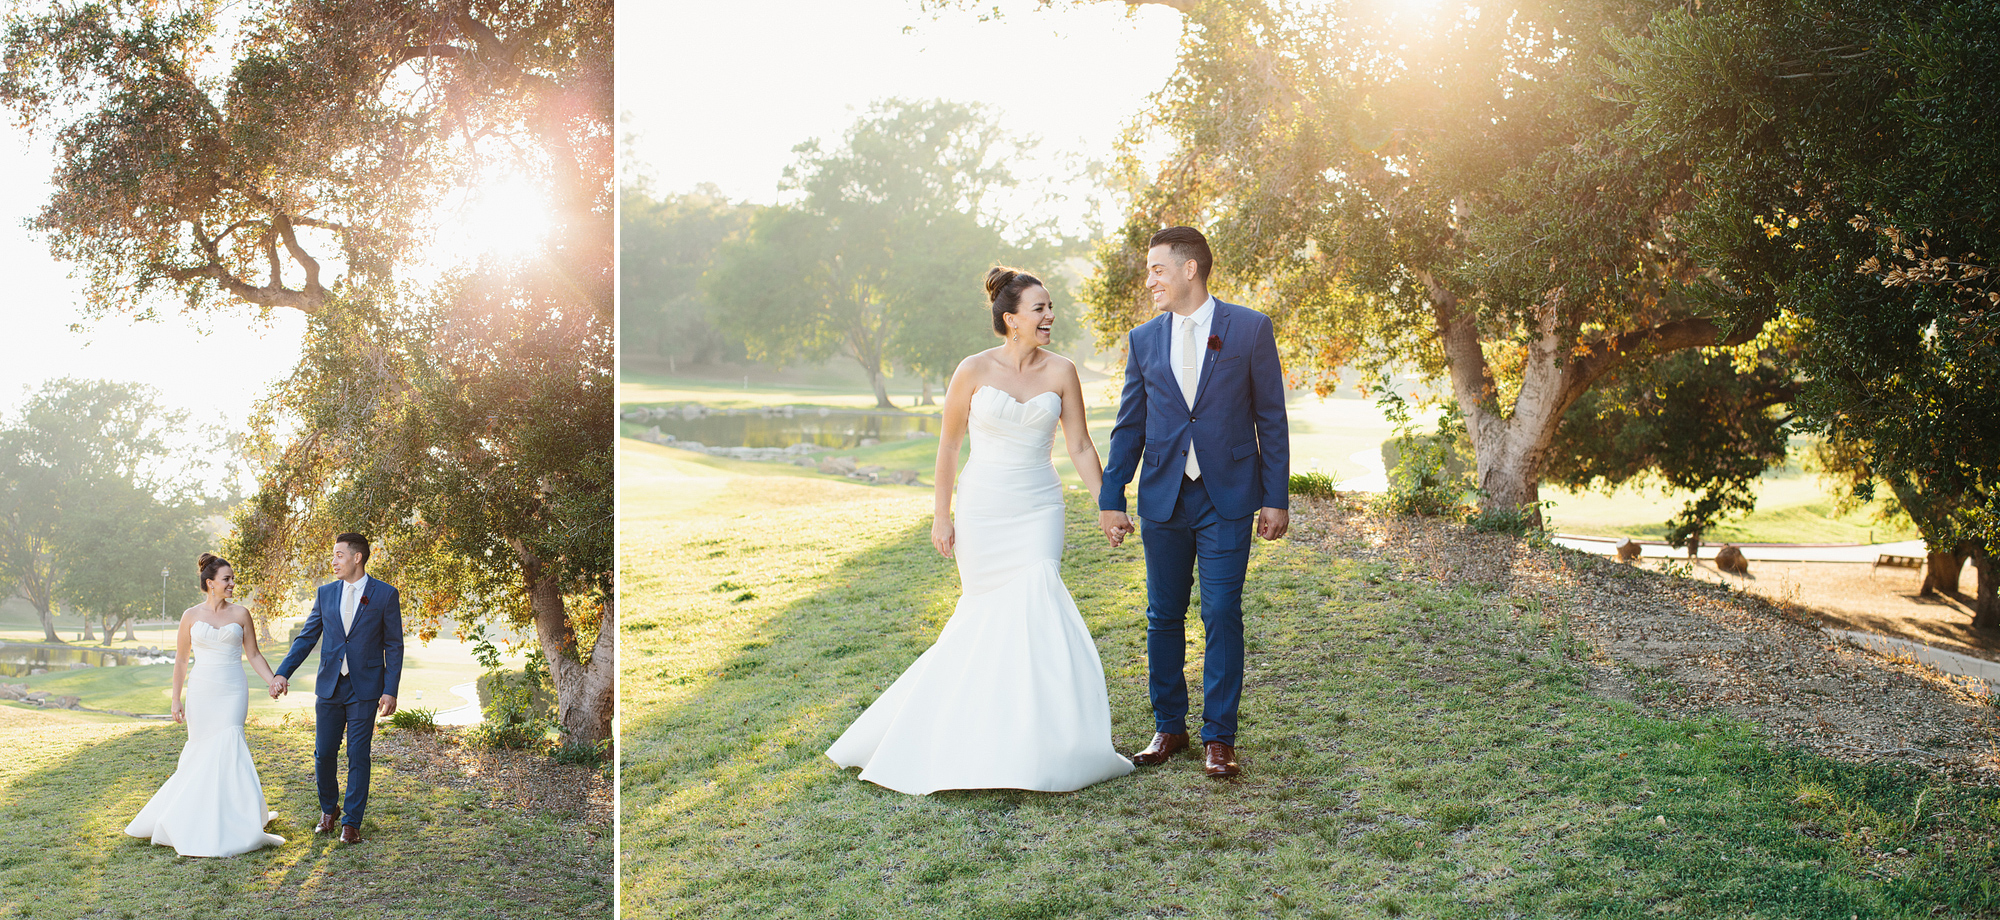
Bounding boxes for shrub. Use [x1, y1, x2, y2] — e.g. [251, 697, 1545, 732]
[466, 670, 553, 750]
[1371, 374, 1471, 517]
[1290, 470, 1338, 499]
[388, 706, 438, 733]
[1465, 498, 1552, 536]
[549, 737, 612, 770]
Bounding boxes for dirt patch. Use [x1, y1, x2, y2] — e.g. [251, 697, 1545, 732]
[1661, 558, 1993, 662]
[371, 727, 612, 827]
[1289, 497, 2000, 785]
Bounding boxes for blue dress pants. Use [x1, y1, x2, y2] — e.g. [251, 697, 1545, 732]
[1142, 474, 1253, 745]
[315, 672, 376, 826]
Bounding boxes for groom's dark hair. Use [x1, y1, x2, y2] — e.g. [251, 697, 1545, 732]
[1149, 226, 1212, 283]
[336, 532, 371, 565]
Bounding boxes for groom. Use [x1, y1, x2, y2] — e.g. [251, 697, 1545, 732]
[1100, 226, 1289, 779]
[273, 532, 405, 844]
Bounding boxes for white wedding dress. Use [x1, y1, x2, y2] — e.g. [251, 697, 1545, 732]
[125, 621, 285, 857]
[827, 385, 1136, 794]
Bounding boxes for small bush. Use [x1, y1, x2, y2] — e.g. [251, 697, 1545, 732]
[1465, 499, 1551, 536]
[388, 706, 438, 732]
[1291, 470, 1339, 499]
[466, 671, 553, 750]
[1371, 374, 1470, 517]
[549, 737, 612, 769]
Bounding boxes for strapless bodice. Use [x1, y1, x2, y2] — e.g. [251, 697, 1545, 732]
[190, 621, 244, 667]
[965, 385, 1059, 470]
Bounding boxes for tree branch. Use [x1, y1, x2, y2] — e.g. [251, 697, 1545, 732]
[274, 213, 325, 296]
[1563, 312, 1771, 406]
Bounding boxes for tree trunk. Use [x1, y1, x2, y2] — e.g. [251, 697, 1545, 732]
[1432, 283, 1571, 526]
[78, 606, 94, 642]
[1920, 544, 1970, 595]
[30, 600, 62, 644]
[1421, 273, 1771, 530]
[867, 367, 894, 410]
[920, 377, 935, 406]
[515, 541, 614, 746]
[123, 617, 137, 641]
[1972, 544, 1999, 631]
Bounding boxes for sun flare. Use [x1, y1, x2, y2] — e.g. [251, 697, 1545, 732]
[451, 173, 555, 261]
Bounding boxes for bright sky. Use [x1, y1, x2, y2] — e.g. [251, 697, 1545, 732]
[618, 0, 1187, 230]
[0, 119, 309, 446]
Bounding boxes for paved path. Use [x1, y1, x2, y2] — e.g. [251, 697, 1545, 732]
[1554, 534, 1930, 563]
[432, 681, 482, 726]
[1823, 629, 1997, 695]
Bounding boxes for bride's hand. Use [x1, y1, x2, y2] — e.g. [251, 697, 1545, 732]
[170, 700, 185, 724]
[931, 517, 955, 558]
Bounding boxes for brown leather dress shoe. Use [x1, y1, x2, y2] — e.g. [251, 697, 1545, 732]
[315, 813, 340, 834]
[339, 825, 362, 844]
[1203, 741, 1241, 778]
[1131, 732, 1189, 766]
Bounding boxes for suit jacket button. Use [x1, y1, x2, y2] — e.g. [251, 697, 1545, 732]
[1190, 417, 1198, 422]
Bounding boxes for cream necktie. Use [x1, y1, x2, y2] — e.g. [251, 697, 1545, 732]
[1178, 316, 1202, 480]
[340, 579, 359, 676]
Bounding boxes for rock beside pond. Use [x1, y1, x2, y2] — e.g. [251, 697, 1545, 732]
[0, 684, 26, 700]
[821, 456, 859, 475]
[55, 695, 81, 710]
[25, 691, 48, 701]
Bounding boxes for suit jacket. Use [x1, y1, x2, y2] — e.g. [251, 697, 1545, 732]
[1100, 298, 1290, 523]
[276, 576, 405, 701]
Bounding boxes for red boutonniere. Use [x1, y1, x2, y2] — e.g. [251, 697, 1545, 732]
[359, 595, 370, 607]
[1207, 334, 1222, 351]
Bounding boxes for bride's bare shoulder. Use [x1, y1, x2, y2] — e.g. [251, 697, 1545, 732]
[954, 349, 1003, 383]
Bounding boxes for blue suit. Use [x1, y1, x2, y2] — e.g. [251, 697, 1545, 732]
[1100, 299, 1289, 744]
[276, 576, 404, 827]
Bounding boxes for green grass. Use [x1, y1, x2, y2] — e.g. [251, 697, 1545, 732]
[0, 707, 609, 919]
[1542, 473, 1917, 544]
[622, 371, 1914, 544]
[619, 438, 1999, 919]
[7, 638, 488, 719]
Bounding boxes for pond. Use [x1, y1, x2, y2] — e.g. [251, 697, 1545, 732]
[627, 405, 940, 449]
[0, 643, 171, 678]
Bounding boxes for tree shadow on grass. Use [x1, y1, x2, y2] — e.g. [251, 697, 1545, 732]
[620, 492, 1387, 917]
[0, 721, 609, 920]
[623, 496, 2000, 920]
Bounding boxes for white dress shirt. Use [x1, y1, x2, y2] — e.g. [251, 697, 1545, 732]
[339, 575, 367, 676]
[1168, 295, 1217, 479]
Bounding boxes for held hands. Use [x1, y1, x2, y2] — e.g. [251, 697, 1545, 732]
[378, 694, 397, 718]
[269, 675, 288, 699]
[1099, 510, 1135, 548]
[1257, 507, 1290, 541]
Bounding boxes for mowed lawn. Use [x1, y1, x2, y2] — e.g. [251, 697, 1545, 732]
[618, 438, 1999, 919]
[0, 704, 610, 919]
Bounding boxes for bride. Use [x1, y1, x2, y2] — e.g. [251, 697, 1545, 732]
[827, 267, 1135, 794]
[125, 553, 286, 856]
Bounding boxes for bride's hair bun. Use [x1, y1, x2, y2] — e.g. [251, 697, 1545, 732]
[986, 266, 1044, 336]
[196, 552, 231, 592]
[984, 267, 1019, 301]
